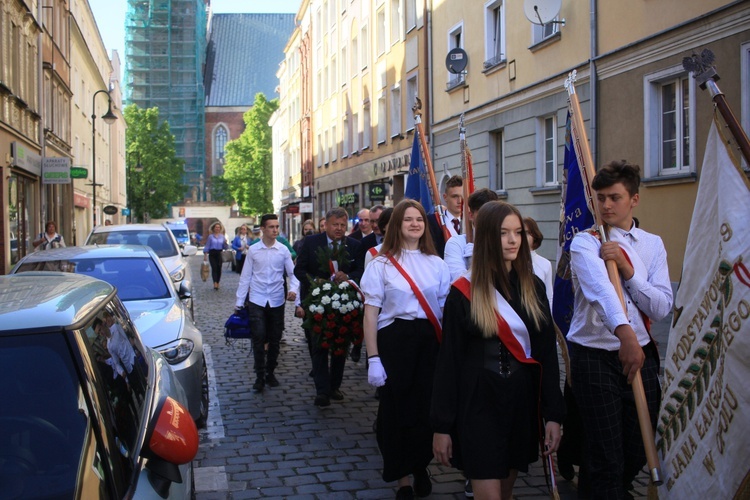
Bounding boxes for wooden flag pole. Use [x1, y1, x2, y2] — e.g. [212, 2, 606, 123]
[684, 49, 750, 165]
[459, 114, 473, 243]
[413, 97, 450, 240]
[564, 71, 662, 485]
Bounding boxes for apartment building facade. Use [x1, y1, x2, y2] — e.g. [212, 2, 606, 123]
[275, 0, 430, 229]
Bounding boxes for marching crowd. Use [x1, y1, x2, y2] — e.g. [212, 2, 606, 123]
[227, 160, 672, 500]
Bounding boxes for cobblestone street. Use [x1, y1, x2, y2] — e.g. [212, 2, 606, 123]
[188, 253, 656, 499]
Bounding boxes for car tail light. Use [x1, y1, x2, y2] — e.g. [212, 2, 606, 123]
[148, 396, 198, 465]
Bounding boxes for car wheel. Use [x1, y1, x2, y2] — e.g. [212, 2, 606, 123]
[195, 354, 209, 429]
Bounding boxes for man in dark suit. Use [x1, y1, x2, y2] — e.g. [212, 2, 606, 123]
[348, 208, 372, 240]
[294, 207, 363, 407]
[354, 205, 385, 270]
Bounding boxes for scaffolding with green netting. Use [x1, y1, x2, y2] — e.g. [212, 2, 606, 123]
[124, 0, 207, 198]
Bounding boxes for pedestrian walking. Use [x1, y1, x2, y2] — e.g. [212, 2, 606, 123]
[204, 222, 228, 290]
[232, 224, 250, 274]
[432, 201, 565, 500]
[360, 199, 451, 499]
[235, 214, 299, 393]
[33, 221, 66, 251]
[567, 161, 672, 498]
[294, 207, 363, 407]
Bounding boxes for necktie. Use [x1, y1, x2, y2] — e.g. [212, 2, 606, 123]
[452, 218, 461, 234]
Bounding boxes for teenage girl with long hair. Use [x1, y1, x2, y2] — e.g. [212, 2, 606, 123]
[431, 201, 565, 500]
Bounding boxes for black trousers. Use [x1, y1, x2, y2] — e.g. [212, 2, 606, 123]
[310, 333, 346, 396]
[248, 302, 285, 377]
[208, 249, 222, 283]
[569, 342, 660, 500]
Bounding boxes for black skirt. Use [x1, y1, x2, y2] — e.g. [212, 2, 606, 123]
[376, 318, 439, 482]
[459, 364, 539, 479]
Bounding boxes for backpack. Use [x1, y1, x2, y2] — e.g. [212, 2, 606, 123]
[224, 307, 252, 344]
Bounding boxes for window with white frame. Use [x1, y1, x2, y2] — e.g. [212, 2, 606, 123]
[532, 18, 559, 45]
[341, 45, 348, 85]
[538, 115, 557, 186]
[329, 0, 336, 28]
[484, 0, 505, 69]
[377, 94, 387, 144]
[489, 129, 505, 191]
[343, 113, 351, 156]
[447, 23, 465, 89]
[332, 125, 338, 161]
[314, 8, 322, 44]
[391, 0, 402, 44]
[644, 67, 695, 177]
[351, 35, 359, 77]
[376, 8, 386, 56]
[391, 85, 401, 137]
[352, 112, 360, 153]
[361, 25, 370, 70]
[405, 0, 416, 33]
[317, 133, 323, 167]
[324, 129, 330, 164]
[363, 103, 372, 150]
[331, 54, 337, 93]
[406, 74, 418, 130]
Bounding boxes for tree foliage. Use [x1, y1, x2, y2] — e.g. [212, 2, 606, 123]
[124, 105, 185, 222]
[222, 93, 279, 216]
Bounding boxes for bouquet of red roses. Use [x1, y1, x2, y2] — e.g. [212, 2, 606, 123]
[302, 278, 364, 356]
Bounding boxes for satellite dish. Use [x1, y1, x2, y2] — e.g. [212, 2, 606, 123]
[523, 0, 561, 25]
[446, 48, 468, 74]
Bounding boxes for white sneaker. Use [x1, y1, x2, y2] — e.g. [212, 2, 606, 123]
[464, 479, 473, 498]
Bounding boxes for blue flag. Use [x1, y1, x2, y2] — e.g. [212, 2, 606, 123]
[404, 130, 435, 215]
[552, 113, 595, 335]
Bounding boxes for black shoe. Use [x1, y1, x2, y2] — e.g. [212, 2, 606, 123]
[396, 486, 415, 500]
[314, 394, 331, 407]
[266, 373, 280, 387]
[350, 344, 362, 362]
[252, 378, 264, 393]
[557, 456, 575, 481]
[330, 389, 344, 401]
[412, 468, 432, 497]
[464, 479, 474, 498]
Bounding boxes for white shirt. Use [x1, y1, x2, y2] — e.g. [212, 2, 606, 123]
[360, 249, 451, 331]
[235, 239, 300, 308]
[444, 234, 473, 281]
[107, 323, 134, 378]
[568, 225, 673, 351]
[440, 211, 461, 238]
[364, 243, 383, 268]
[531, 250, 554, 306]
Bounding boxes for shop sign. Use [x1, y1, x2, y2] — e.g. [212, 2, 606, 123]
[70, 166, 88, 179]
[74, 193, 90, 208]
[371, 153, 411, 175]
[103, 205, 118, 215]
[336, 192, 359, 206]
[11, 141, 42, 176]
[122, 208, 131, 216]
[285, 205, 300, 214]
[299, 202, 313, 213]
[369, 183, 386, 201]
[42, 157, 71, 184]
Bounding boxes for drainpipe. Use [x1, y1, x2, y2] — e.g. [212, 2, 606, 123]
[589, 0, 598, 165]
[38, 0, 48, 233]
[426, 0, 434, 152]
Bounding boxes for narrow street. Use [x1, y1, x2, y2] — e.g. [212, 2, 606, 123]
[188, 253, 655, 499]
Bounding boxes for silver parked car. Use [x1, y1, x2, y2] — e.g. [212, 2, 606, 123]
[12, 245, 209, 428]
[0, 272, 198, 498]
[86, 223, 198, 318]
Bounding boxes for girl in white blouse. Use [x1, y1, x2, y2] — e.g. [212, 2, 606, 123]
[360, 199, 451, 500]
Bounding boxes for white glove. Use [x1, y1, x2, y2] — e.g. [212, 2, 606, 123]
[463, 242, 474, 259]
[368, 356, 387, 387]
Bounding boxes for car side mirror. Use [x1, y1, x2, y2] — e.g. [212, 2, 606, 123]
[182, 245, 197, 257]
[179, 281, 191, 299]
[142, 396, 198, 495]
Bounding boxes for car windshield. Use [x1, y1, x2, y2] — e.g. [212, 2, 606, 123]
[16, 257, 172, 301]
[0, 333, 87, 497]
[88, 230, 177, 258]
[169, 229, 189, 241]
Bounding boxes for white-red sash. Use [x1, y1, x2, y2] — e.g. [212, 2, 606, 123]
[454, 277, 535, 364]
[386, 253, 442, 342]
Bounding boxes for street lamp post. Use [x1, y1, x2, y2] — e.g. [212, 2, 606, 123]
[127, 152, 143, 223]
[91, 89, 117, 227]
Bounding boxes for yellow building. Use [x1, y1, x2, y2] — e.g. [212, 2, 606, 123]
[276, 0, 430, 226]
[69, 0, 124, 239]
